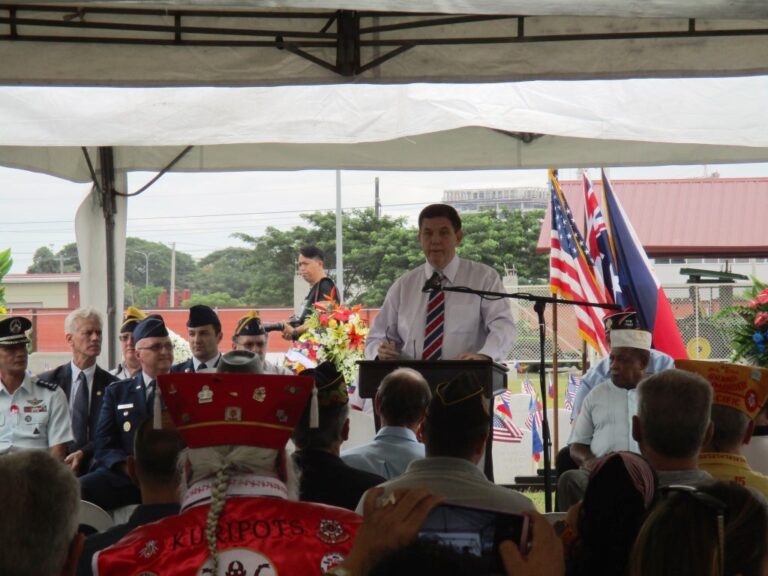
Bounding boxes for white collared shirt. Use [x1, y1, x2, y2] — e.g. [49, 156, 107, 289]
[364, 256, 515, 362]
[193, 352, 221, 371]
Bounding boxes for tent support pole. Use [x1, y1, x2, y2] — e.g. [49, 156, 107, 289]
[98, 146, 117, 368]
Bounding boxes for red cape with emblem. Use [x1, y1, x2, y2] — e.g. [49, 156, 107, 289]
[94, 494, 361, 575]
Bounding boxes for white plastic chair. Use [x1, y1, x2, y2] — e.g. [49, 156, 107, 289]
[78, 500, 114, 534]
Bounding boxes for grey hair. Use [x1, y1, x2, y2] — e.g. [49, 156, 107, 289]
[638, 369, 713, 459]
[64, 306, 102, 335]
[0, 450, 80, 576]
[707, 405, 752, 453]
[178, 445, 299, 572]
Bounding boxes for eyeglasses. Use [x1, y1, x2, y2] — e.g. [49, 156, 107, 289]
[118, 334, 132, 342]
[659, 485, 727, 576]
[136, 343, 173, 353]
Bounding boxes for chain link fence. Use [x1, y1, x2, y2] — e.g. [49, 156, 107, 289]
[507, 282, 752, 366]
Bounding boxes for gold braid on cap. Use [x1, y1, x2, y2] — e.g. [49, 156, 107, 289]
[234, 310, 260, 337]
[435, 380, 484, 406]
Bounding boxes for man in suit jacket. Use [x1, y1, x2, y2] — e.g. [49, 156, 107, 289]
[171, 304, 222, 373]
[79, 315, 173, 511]
[38, 307, 118, 476]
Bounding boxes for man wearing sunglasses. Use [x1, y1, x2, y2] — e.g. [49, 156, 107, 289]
[38, 307, 119, 476]
[80, 315, 173, 511]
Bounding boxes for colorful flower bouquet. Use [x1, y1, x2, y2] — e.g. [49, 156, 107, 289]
[722, 278, 768, 368]
[284, 297, 369, 385]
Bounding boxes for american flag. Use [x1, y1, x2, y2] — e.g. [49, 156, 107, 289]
[549, 169, 609, 356]
[583, 170, 624, 308]
[564, 373, 582, 412]
[492, 413, 524, 444]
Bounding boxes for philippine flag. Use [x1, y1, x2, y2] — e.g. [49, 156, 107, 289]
[601, 170, 688, 359]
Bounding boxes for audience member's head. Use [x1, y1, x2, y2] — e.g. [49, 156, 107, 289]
[630, 481, 768, 576]
[133, 315, 173, 377]
[376, 367, 432, 430]
[608, 325, 651, 389]
[159, 370, 313, 575]
[422, 372, 490, 462]
[231, 310, 268, 360]
[675, 360, 768, 455]
[570, 451, 658, 576]
[128, 419, 185, 500]
[633, 369, 713, 462]
[0, 450, 83, 576]
[186, 305, 222, 363]
[118, 306, 147, 373]
[292, 362, 349, 452]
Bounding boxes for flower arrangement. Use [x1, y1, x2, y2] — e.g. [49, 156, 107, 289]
[284, 295, 369, 384]
[722, 278, 768, 368]
[168, 329, 192, 364]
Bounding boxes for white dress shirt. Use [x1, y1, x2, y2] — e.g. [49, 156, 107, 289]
[365, 256, 515, 363]
[568, 380, 639, 457]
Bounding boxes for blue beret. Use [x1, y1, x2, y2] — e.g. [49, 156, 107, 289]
[187, 305, 221, 332]
[133, 315, 169, 343]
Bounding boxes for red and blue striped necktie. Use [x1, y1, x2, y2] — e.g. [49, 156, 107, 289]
[423, 274, 445, 360]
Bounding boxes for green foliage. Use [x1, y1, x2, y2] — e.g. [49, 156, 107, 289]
[183, 292, 245, 308]
[125, 237, 197, 292]
[27, 244, 80, 273]
[717, 277, 768, 367]
[0, 248, 12, 308]
[125, 284, 165, 309]
[195, 247, 257, 304]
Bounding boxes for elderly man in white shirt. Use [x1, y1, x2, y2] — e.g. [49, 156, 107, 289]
[557, 327, 652, 511]
[365, 203, 515, 364]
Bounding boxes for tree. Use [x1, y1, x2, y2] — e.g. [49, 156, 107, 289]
[183, 292, 245, 308]
[195, 247, 255, 303]
[27, 244, 80, 273]
[124, 237, 197, 292]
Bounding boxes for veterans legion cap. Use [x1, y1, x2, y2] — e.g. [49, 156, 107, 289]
[604, 310, 641, 331]
[133, 315, 169, 343]
[187, 304, 221, 332]
[0, 316, 32, 346]
[216, 350, 263, 374]
[675, 360, 768, 419]
[120, 306, 147, 333]
[233, 310, 265, 337]
[157, 372, 313, 449]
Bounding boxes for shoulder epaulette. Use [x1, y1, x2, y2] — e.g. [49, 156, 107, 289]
[36, 378, 59, 391]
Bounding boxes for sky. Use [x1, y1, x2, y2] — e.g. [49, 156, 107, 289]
[2, 162, 768, 275]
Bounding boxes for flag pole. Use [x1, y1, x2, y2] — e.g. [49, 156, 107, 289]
[552, 294, 560, 457]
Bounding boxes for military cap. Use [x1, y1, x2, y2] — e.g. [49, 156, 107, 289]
[604, 310, 641, 331]
[676, 360, 768, 419]
[133, 315, 169, 343]
[301, 361, 348, 408]
[186, 304, 221, 332]
[216, 350, 263, 374]
[120, 306, 147, 333]
[233, 310, 265, 337]
[0, 316, 32, 346]
[157, 372, 314, 449]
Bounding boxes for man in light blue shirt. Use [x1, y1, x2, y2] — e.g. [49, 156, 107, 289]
[342, 367, 431, 479]
[571, 311, 675, 419]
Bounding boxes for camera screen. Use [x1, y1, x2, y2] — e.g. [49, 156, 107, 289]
[418, 503, 527, 572]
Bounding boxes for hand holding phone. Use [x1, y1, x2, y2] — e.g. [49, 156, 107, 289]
[498, 510, 565, 576]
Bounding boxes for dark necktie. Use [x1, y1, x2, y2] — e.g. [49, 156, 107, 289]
[198, 362, 207, 371]
[72, 372, 89, 447]
[423, 274, 445, 360]
[146, 379, 156, 410]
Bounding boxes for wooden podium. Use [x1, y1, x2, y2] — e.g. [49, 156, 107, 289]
[357, 359, 508, 481]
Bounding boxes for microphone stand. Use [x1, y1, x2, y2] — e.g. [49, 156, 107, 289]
[439, 285, 620, 512]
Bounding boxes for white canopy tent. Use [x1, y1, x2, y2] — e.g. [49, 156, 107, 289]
[2, 1, 768, 364]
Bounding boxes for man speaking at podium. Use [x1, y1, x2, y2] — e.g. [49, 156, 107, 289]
[365, 204, 515, 364]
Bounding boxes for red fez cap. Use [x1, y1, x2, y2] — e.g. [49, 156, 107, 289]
[157, 373, 313, 449]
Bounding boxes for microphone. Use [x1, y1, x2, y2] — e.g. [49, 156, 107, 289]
[422, 271, 443, 293]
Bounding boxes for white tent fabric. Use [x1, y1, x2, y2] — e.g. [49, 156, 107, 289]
[2, 3, 768, 86]
[4, 78, 767, 148]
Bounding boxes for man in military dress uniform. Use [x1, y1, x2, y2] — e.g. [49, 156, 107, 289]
[232, 310, 292, 375]
[94, 354, 361, 575]
[80, 315, 173, 510]
[172, 305, 223, 373]
[0, 315, 72, 457]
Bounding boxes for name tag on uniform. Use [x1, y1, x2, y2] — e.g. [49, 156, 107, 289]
[117, 403, 134, 410]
